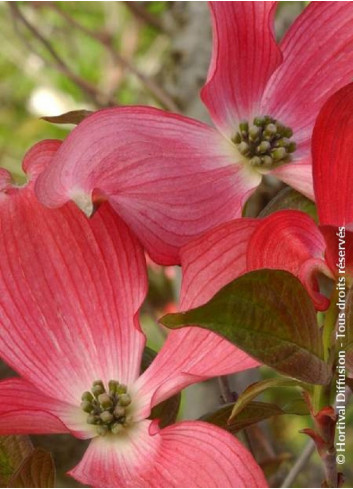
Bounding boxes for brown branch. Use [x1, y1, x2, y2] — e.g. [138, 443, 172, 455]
[123, 1, 165, 32]
[218, 376, 237, 404]
[50, 3, 179, 112]
[244, 424, 276, 462]
[322, 449, 340, 488]
[280, 440, 315, 488]
[8, 2, 117, 107]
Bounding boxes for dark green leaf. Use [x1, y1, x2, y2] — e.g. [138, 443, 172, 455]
[161, 270, 330, 385]
[8, 448, 54, 488]
[0, 436, 33, 487]
[200, 398, 309, 434]
[150, 393, 181, 429]
[141, 346, 181, 427]
[41, 110, 93, 125]
[140, 346, 158, 373]
[259, 187, 318, 222]
[229, 378, 310, 420]
[201, 401, 282, 434]
[281, 397, 310, 416]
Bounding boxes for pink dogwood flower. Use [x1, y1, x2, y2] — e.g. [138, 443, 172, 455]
[179, 82, 353, 316]
[0, 142, 264, 488]
[34, 2, 353, 265]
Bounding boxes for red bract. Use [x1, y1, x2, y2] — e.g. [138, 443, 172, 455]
[34, 2, 353, 265]
[180, 82, 353, 314]
[0, 142, 264, 488]
[179, 213, 328, 310]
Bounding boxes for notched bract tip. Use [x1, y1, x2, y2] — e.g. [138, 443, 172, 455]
[72, 192, 95, 218]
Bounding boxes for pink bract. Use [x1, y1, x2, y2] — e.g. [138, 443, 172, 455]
[0, 142, 264, 487]
[35, 2, 353, 265]
[179, 82, 353, 315]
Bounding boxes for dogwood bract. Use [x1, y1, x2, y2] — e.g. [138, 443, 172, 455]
[0, 142, 264, 488]
[34, 2, 353, 265]
[179, 83, 353, 317]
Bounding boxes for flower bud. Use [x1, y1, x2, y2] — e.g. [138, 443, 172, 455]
[237, 142, 249, 155]
[119, 393, 132, 407]
[80, 400, 92, 413]
[81, 391, 94, 402]
[98, 393, 113, 409]
[271, 147, 287, 161]
[248, 125, 261, 141]
[96, 425, 109, 436]
[263, 123, 277, 139]
[111, 423, 124, 435]
[92, 381, 105, 397]
[257, 141, 271, 154]
[261, 155, 273, 167]
[249, 156, 261, 167]
[100, 411, 114, 424]
[239, 121, 249, 135]
[114, 405, 126, 418]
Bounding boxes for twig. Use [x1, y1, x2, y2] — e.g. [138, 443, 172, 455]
[244, 424, 276, 462]
[280, 440, 316, 488]
[123, 1, 165, 32]
[218, 376, 236, 404]
[322, 450, 339, 488]
[50, 4, 179, 112]
[8, 2, 116, 107]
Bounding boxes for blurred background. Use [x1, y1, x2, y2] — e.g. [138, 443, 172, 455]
[0, 1, 352, 488]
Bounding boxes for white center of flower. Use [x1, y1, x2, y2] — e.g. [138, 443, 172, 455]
[81, 380, 133, 436]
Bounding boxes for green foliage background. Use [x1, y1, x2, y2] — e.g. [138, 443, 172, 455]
[0, 1, 168, 181]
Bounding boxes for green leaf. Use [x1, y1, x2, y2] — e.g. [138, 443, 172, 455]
[150, 393, 181, 429]
[7, 448, 55, 488]
[0, 436, 33, 487]
[41, 110, 93, 125]
[200, 398, 309, 434]
[140, 346, 158, 372]
[229, 378, 310, 420]
[345, 288, 353, 370]
[161, 270, 331, 385]
[200, 401, 282, 434]
[140, 346, 181, 427]
[281, 397, 310, 416]
[259, 187, 318, 222]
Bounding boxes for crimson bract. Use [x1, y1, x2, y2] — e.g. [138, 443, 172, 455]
[179, 82, 353, 316]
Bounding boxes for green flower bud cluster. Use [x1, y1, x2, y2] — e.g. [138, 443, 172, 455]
[81, 380, 132, 436]
[232, 116, 296, 170]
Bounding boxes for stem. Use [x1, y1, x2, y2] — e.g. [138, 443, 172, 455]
[123, 1, 165, 32]
[243, 424, 275, 462]
[322, 286, 339, 363]
[322, 450, 339, 488]
[311, 285, 342, 487]
[280, 439, 315, 488]
[313, 287, 339, 412]
[217, 376, 236, 404]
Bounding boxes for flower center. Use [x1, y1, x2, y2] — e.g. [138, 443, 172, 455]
[81, 380, 132, 436]
[232, 116, 296, 170]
